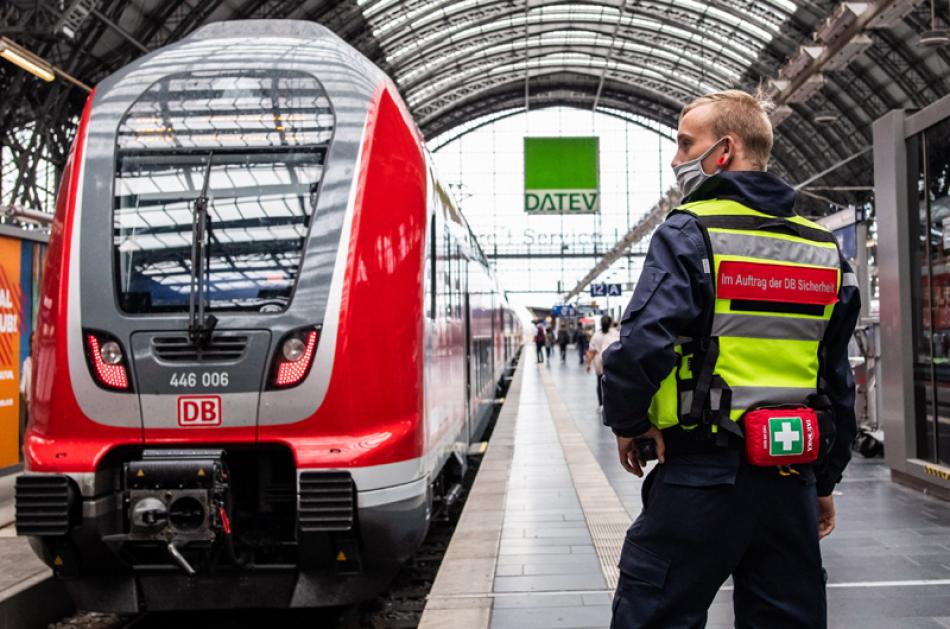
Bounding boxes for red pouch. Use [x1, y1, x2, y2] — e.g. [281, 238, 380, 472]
[743, 407, 820, 467]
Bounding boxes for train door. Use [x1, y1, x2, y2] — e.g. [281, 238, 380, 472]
[462, 249, 473, 445]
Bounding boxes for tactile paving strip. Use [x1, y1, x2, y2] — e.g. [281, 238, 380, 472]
[539, 367, 633, 591]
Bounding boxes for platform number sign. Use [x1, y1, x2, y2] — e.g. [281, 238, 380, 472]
[590, 283, 622, 297]
[524, 137, 599, 214]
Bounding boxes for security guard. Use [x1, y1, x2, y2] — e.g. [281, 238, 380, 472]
[602, 90, 859, 628]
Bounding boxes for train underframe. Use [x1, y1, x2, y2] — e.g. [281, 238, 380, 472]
[18, 443, 437, 612]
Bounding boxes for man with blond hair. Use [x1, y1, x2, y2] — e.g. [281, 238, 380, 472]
[602, 90, 859, 627]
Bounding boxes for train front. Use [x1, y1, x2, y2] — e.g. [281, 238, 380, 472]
[16, 21, 431, 611]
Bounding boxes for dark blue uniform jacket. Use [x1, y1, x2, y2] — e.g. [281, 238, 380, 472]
[602, 171, 861, 496]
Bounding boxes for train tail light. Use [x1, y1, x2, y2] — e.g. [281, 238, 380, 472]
[269, 327, 320, 389]
[83, 331, 132, 391]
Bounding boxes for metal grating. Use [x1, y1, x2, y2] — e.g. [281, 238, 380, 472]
[298, 471, 355, 533]
[15, 475, 72, 536]
[151, 334, 248, 362]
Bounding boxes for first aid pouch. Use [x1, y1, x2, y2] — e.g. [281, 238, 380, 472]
[743, 406, 820, 467]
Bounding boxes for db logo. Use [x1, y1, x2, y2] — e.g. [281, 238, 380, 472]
[177, 395, 222, 427]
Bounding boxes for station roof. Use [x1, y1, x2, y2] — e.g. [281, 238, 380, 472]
[2, 0, 949, 211]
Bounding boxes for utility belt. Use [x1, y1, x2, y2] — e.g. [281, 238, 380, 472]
[644, 393, 835, 468]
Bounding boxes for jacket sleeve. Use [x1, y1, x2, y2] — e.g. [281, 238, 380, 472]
[815, 253, 861, 496]
[602, 214, 711, 438]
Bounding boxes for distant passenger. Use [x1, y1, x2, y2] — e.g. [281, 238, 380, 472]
[577, 327, 590, 365]
[19, 333, 33, 454]
[556, 327, 569, 362]
[586, 315, 619, 408]
[545, 326, 554, 360]
[535, 322, 546, 363]
[602, 89, 859, 628]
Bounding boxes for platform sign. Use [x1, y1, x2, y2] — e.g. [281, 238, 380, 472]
[590, 283, 622, 297]
[524, 137, 599, 214]
[0, 237, 22, 468]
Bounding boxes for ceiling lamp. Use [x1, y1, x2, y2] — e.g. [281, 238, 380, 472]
[815, 3, 870, 45]
[814, 111, 839, 126]
[769, 105, 794, 127]
[0, 37, 54, 82]
[779, 46, 825, 81]
[866, 0, 925, 28]
[921, 29, 950, 46]
[786, 75, 826, 104]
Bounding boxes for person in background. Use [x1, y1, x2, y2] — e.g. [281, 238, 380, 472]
[586, 315, 619, 408]
[19, 332, 33, 455]
[535, 322, 546, 363]
[577, 326, 590, 366]
[545, 325, 554, 361]
[557, 326, 569, 362]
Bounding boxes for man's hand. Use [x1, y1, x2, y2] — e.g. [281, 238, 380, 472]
[617, 425, 665, 477]
[817, 495, 836, 540]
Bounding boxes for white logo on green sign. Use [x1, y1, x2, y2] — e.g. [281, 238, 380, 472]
[524, 137, 599, 214]
[769, 417, 804, 456]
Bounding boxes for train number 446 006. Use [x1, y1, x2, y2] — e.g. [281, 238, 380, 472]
[169, 372, 230, 388]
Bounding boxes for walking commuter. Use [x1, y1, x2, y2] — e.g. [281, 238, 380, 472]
[557, 326, 569, 362]
[534, 322, 546, 363]
[545, 326, 554, 360]
[577, 327, 590, 365]
[586, 315, 619, 409]
[602, 90, 860, 628]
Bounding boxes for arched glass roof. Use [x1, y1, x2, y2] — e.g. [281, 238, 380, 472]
[2, 0, 949, 213]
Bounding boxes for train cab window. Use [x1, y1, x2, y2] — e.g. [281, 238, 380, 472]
[113, 69, 334, 314]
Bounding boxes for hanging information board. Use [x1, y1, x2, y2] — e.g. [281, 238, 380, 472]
[524, 137, 600, 214]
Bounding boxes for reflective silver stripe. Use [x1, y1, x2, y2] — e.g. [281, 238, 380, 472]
[709, 231, 839, 269]
[712, 313, 828, 340]
[842, 272, 858, 287]
[679, 386, 815, 415]
[730, 386, 816, 410]
[702, 258, 711, 274]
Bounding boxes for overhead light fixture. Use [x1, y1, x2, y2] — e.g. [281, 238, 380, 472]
[769, 105, 794, 127]
[779, 46, 825, 81]
[814, 111, 839, 126]
[921, 29, 950, 46]
[787, 74, 826, 104]
[866, 0, 924, 28]
[824, 34, 874, 69]
[0, 37, 55, 82]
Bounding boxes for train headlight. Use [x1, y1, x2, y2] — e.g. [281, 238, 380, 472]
[282, 337, 306, 362]
[269, 327, 320, 389]
[100, 341, 123, 365]
[83, 331, 132, 391]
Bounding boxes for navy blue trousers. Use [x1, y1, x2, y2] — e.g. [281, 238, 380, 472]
[610, 452, 826, 629]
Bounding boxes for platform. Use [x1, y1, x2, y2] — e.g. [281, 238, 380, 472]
[421, 357, 950, 629]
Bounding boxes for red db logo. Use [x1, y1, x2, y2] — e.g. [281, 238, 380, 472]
[177, 395, 222, 427]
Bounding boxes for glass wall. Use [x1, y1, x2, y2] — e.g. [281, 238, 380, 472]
[911, 117, 950, 466]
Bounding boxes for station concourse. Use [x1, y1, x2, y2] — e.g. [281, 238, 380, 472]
[2, 1, 950, 628]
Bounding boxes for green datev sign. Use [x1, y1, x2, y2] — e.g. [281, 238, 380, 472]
[524, 137, 600, 214]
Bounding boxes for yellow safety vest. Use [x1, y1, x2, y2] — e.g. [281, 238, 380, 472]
[648, 199, 843, 433]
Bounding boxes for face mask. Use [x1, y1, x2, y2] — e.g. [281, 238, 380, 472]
[673, 137, 728, 198]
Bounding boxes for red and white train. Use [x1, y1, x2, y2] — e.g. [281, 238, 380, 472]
[16, 20, 521, 611]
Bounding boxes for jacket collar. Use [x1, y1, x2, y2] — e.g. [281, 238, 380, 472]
[683, 171, 797, 217]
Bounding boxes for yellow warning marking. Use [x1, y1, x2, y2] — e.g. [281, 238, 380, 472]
[136, 469, 145, 477]
[336, 551, 347, 562]
[925, 464, 950, 482]
[53, 555, 63, 566]
[197, 468, 206, 477]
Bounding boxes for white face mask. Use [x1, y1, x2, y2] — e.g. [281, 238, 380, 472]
[673, 137, 728, 198]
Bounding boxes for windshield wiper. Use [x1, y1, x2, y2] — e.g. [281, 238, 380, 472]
[188, 153, 218, 348]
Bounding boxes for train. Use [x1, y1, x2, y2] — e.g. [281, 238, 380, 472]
[15, 20, 522, 612]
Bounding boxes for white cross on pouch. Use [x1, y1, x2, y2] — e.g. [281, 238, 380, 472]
[775, 422, 801, 451]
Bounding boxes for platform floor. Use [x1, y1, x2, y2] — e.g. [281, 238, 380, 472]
[422, 354, 950, 629]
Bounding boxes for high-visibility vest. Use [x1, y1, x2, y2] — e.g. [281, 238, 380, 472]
[647, 198, 852, 432]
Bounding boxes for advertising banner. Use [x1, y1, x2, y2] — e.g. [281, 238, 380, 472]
[0, 236, 22, 468]
[524, 137, 599, 214]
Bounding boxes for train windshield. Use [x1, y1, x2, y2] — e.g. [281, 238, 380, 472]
[113, 70, 334, 314]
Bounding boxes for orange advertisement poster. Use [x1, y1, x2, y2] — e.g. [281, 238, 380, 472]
[0, 237, 22, 468]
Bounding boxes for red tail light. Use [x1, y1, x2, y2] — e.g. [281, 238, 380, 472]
[270, 328, 319, 389]
[83, 332, 131, 391]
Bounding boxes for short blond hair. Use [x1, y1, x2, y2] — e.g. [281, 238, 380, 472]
[680, 90, 773, 170]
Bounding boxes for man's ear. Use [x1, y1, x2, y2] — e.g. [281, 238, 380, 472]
[716, 136, 735, 167]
